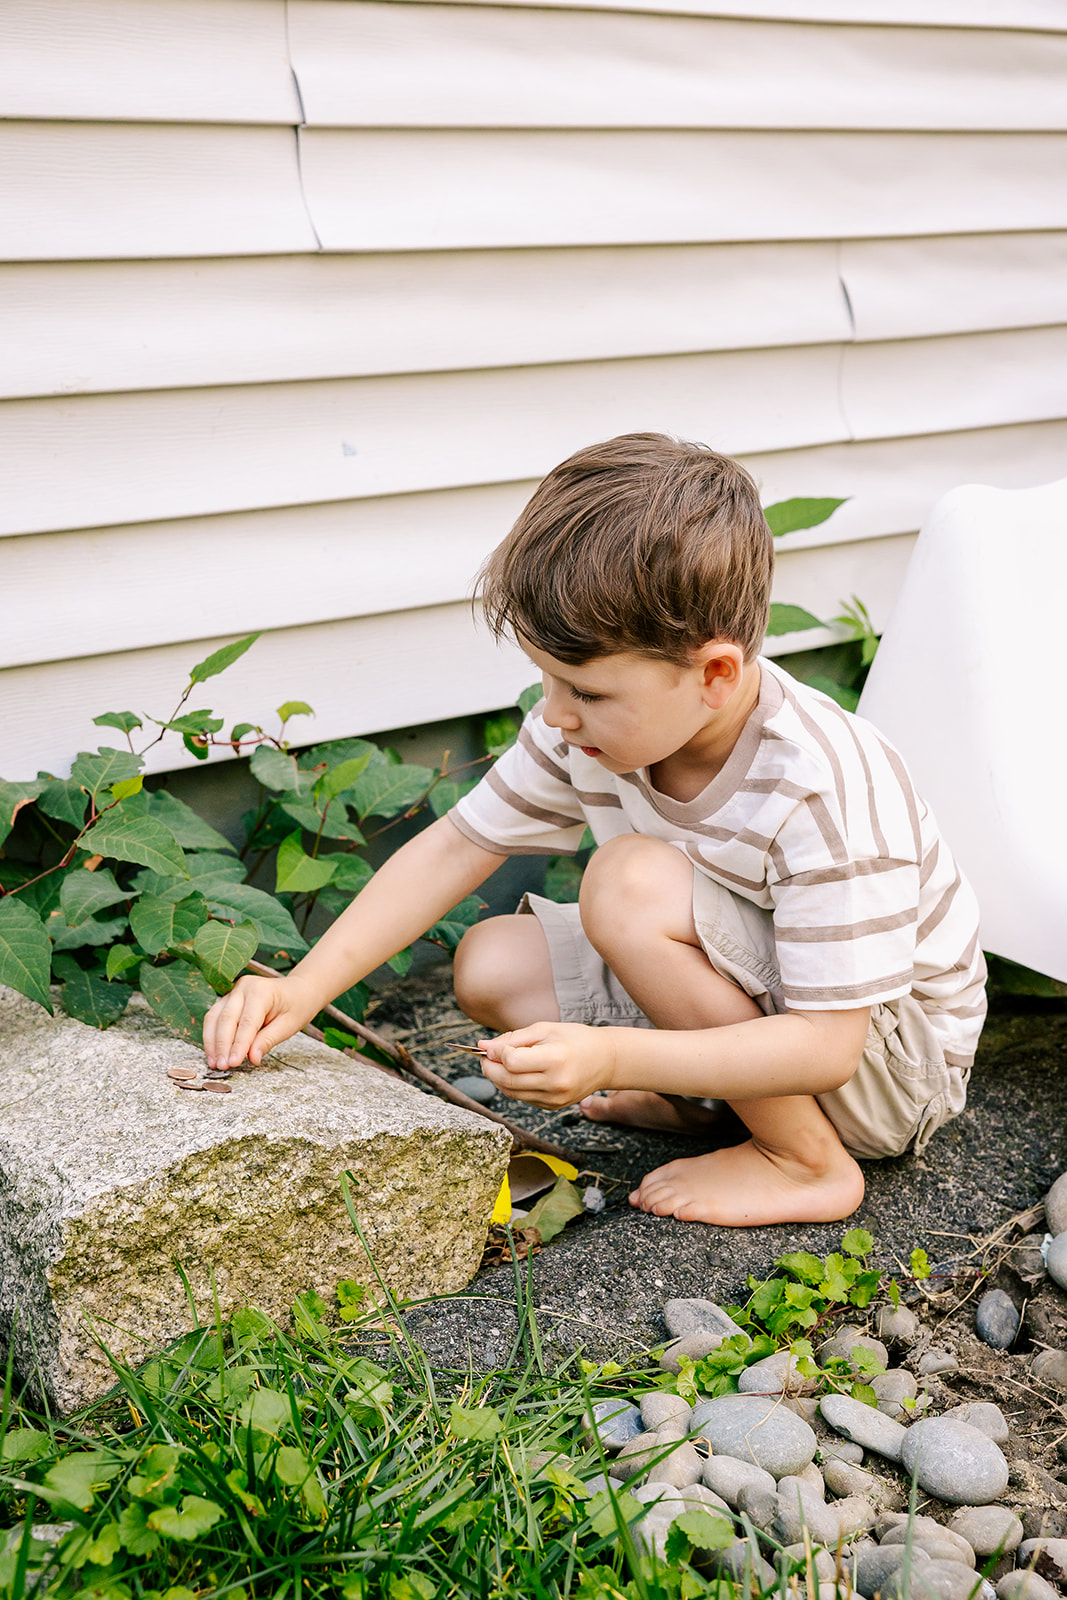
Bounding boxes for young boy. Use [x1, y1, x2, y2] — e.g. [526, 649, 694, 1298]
[203, 434, 986, 1228]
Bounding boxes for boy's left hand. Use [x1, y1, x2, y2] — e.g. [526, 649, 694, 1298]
[478, 1022, 616, 1108]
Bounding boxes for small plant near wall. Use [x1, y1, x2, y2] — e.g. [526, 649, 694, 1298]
[0, 635, 495, 1040]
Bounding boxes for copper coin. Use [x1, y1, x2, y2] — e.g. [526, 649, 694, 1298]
[167, 1067, 197, 1080]
[204, 1081, 232, 1094]
[205, 1070, 232, 1080]
[177, 1079, 206, 1091]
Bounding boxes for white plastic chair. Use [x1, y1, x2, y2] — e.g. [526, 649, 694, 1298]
[857, 475, 1067, 984]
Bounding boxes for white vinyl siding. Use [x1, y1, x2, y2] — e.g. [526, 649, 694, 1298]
[2, 0, 1066, 779]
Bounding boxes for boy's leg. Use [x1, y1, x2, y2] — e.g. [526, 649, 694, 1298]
[578, 835, 864, 1226]
[453, 913, 561, 1031]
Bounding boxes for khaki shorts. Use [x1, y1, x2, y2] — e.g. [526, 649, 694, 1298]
[519, 872, 969, 1160]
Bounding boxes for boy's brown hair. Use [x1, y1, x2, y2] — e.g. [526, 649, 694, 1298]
[478, 433, 772, 665]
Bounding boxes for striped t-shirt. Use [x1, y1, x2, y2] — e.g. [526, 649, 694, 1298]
[451, 657, 986, 1070]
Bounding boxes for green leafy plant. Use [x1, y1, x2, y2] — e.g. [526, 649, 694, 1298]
[0, 637, 495, 1042]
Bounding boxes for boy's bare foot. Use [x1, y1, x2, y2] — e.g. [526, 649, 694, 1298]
[628, 1137, 864, 1226]
[578, 1090, 724, 1134]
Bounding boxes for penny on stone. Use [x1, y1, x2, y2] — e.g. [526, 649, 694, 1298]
[177, 1079, 206, 1090]
[204, 1081, 232, 1094]
[167, 1067, 197, 1080]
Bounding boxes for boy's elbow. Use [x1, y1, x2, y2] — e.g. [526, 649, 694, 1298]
[791, 1006, 871, 1093]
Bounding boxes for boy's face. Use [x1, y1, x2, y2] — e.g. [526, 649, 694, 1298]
[521, 640, 727, 775]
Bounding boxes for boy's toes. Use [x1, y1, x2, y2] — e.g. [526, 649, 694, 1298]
[579, 1091, 614, 1122]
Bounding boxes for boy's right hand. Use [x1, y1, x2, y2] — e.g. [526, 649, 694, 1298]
[202, 974, 317, 1069]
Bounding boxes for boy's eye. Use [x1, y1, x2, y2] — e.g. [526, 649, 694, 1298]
[570, 688, 602, 704]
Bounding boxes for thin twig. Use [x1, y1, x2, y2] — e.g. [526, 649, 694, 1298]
[249, 959, 588, 1166]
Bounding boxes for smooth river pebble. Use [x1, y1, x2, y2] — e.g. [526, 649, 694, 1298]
[453, 1073, 497, 1103]
[976, 1289, 1020, 1349]
[1045, 1233, 1067, 1293]
[900, 1416, 1010, 1505]
[819, 1392, 908, 1462]
[702, 1455, 776, 1506]
[640, 1391, 692, 1431]
[663, 1298, 745, 1342]
[1045, 1173, 1067, 1238]
[587, 1399, 644, 1452]
[998, 1573, 1061, 1600]
[944, 1402, 1010, 1447]
[1018, 1538, 1067, 1580]
[947, 1505, 1023, 1557]
[689, 1394, 817, 1479]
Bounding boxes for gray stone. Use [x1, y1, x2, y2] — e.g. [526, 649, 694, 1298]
[632, 1482, 685, 1506]
[818, 1327, 889, 1374]
[918, 1347, 960, 1376]
[712, 1538, 776, 1588]
[452, 1073, 497, 1104]
[0, 986, 510, 1414]
[798, 1460, 826, 1497]
[909, 1559, 992, 1600]
[829, 1495, 878, 1542]
[646, 1438, 704, 1489]
[822, 1456, 901, 1511]
[689, 1394, 817, 1478]
[738, 1483, 780, 1530]
[976, 1290, 1020, 1350]
[880, 1517, 972, 1559]
[1018, 1539, 1067, 1581]
[819, 1392, 908, 1462]
[1045, 1173, 1067, 1239]
[1031, 1348, 1067, 1392]
[902, 1535, 977, 1568]
[853, 1543, 932, 1598]
[944, 1403, 1010, 1447]
[702, 1454, 777, 1507]
[872, 1367, 920, 1420]
[901, 1417, 1010, 1506]
[947, 1507, 1023, 1558]
[875, 1511, 910, 1539]
[781, 1544, 838, 1582]
[774, 1475, 836, 1545]
[738, 1348, 814, 1395]
[587, 1399, 644, 1452]
[1045, 1234, 1067, 1293]
[663, 1298, 745, 1342]
[660, 1328, 738, 1373]
[876, 1304, 921, 1345]
[1011, 1236, 1049, 1282]
[820, 1437, 865, 1466]
[678, 1482, 733, 1518]
[998, 1573, 1061, 1600]
[613, 1432, 662, 1481]
[655, 1416, 689, 1444]
[640, 1391, 693, 1431]
[583, 1472, 625, 1497]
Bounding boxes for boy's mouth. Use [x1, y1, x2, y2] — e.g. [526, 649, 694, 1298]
[579, 745, 602, 758]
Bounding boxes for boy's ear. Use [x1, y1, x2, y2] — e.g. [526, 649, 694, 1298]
[696, 641, 746, 706]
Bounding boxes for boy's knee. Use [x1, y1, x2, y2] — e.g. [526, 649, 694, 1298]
[452, 917, 509, 1016]
[579, 834, 690, 942]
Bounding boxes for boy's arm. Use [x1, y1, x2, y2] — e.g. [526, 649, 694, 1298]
[202, 816, 504, 1068]
[480, 1008, 871, 1107]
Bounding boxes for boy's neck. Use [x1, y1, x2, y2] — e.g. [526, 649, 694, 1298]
[649, 659, 762, 804]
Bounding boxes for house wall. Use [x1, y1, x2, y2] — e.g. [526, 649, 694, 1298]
[3, 0, 1066, 780]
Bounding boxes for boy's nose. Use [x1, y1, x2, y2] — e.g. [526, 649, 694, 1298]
[542, 693, 580, 731]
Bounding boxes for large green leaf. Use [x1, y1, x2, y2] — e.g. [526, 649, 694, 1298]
[62, 969, 131, 1028]
[69, 747, 144, 805]
[765, 603, 824, 637]
[148, 791, 236, 853]
[449, 1403, 502, 1441]
[81, 808, 188, 877]
[42, 1452, 123, 1512]
[763, 497, 848, 537]
[250, 744, 308, 795]
[0, 898, 55, 1010]
[146, 1495, 224, 1540]
[48, 911, 128, 952]
[0, 778, 46, 847]
[275, 832, 336, 893]
[60, 866, 132, 927]
[280, 799, 365, 843]
[424, 895, 483, 953]
[140, 961, 218, 1042]
[133, 852, 244, 902]
[93, 709, 143, 735]
[200, 879, 309, 958]
[346, 762, 434, 822]
[318, 753, 372, 800]
[129, 892, 210, 956]
[304, 736, 382, 771]
[35, 774, 89, 829]
[190, 632, 260, 684]
[517, 683, 543, 716]
[106, 945, 144, 982]
[238, 1388, 293, 1437]
[427, 776, 477, 819]
[193, 920, 258, 991]
[316, 853, 373, 894]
